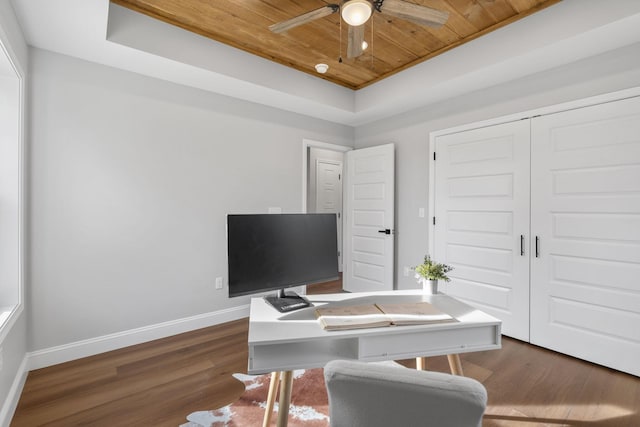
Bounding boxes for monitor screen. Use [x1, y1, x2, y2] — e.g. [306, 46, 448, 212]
[227, 213, 339, 298]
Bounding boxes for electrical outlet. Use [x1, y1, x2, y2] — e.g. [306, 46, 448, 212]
[404, 266, 412, 277]
[215, 277, 223, 290]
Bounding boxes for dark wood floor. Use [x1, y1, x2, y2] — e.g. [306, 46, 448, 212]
[11, 279, 640, 426]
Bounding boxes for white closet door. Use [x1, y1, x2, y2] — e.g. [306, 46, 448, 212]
[530, 96, 640, 376]
[434, 120, 530, 340]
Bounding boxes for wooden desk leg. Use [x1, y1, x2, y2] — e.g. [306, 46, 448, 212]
[262, 371, 281, 427]
[276, 370, 293, 427]
[447, 354, 464, 376]
[416, 356, 428, 371]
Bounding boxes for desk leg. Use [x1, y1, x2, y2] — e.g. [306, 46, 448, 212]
[276, 370, 293, 427]
[262, 371, 281, 427]
[447, 354, 464, 376]
[416, 357, 427, 371]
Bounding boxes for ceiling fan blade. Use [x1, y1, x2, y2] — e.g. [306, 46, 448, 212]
[380, 0, 449, 28]
[269, 5, 339, 34]
[347, 24, 365, 59]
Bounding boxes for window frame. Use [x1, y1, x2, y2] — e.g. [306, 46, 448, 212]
[0, 34, 25, 344]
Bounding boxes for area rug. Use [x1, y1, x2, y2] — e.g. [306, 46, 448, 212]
[180, 369, 329, 427]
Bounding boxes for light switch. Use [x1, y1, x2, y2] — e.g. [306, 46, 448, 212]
[418, 208, 425, 218]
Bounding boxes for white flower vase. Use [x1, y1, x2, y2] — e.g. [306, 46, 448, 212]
[421, 278, 438, 294]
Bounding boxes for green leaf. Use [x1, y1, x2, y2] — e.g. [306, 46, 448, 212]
[414, 254, 453, 282]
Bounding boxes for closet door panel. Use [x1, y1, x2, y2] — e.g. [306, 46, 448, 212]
[434, 120, 530, 340]
[530, 96, 640, 377]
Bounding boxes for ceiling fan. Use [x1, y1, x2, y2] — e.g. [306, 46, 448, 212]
[269, 0, 449, 59]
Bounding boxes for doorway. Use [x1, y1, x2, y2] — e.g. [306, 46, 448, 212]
[302, 140, 350, 291]
[308, 149, 344, 270]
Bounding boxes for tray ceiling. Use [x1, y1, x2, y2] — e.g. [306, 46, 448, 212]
[112, 0, 560, 90]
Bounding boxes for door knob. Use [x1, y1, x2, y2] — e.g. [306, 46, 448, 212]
[378, 229, 391, 235]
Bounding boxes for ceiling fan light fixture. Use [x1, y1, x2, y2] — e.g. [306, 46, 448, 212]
[341, 0, 372, 26]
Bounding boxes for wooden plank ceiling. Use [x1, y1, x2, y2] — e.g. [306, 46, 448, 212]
[112, 0, 561, 90]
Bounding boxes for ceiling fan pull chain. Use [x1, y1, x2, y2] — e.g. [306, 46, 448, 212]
[339, 5, 343, 63]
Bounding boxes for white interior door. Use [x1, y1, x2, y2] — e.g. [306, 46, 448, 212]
[434, 120, 531, 340]
[316, 159, 343, 270]
[343, 144, 395, 293]
[530, 96, 640, 376]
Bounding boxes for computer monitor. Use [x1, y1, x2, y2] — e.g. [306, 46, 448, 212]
[227, 213, 339, 311]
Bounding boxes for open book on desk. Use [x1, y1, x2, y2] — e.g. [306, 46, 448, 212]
[315, 302, 457, 331]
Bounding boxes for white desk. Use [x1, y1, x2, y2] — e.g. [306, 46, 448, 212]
[248, 291, 501, 426]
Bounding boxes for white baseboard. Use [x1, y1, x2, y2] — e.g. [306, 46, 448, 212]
[0, 355, 28, 427]
[27, 305, 249, 371]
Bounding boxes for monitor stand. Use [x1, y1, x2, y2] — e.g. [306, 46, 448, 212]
[264, 289, 311, 313]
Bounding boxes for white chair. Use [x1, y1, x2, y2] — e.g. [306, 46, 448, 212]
[324, 359, 487, 427]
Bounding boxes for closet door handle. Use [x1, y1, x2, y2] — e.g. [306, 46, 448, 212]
[520, 235, 525, 256]
[535, 236, 540, 258]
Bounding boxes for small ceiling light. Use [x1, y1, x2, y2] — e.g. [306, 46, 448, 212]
[315, 63, 329, 74]
[341, 0, 372, 26]
[362, 40, 368, 50]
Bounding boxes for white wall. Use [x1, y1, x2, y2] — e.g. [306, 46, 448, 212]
[28, 48, 353, 352]
[28, 40, 640, 353]
[0, 0, 26, 69]
[355, 42, 640, 290]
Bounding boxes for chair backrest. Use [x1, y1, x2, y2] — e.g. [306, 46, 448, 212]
[324, 359, 487, 427]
